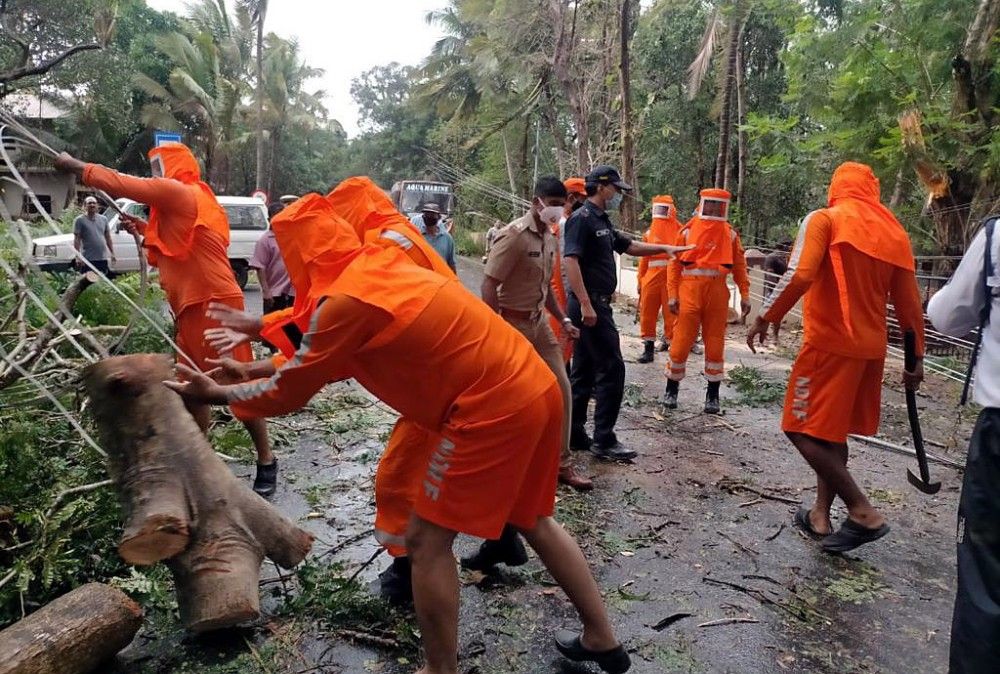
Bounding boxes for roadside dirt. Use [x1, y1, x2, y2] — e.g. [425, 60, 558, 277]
[113, 257, 970, 673]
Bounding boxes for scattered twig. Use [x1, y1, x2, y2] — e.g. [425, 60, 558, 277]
[650, 612, 693, 631]
[765, 524, 785, 541]
[347, 548, 384, 583]
[335, 628, 400, 649]
[697, 617, 759, 628]
[848, 434, 964, 470]
[43, 479, 114, 519]
[318, 529, 375, 558]
[738, 498, 764, 508]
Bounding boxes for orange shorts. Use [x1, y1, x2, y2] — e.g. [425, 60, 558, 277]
[374, 418, 437, 557]
[781, 343, 884, 443]
[174, 297, 253, 371]
[413, 382, 562, 540]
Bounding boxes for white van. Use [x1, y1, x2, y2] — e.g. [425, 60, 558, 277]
[31, 196, 268, 288]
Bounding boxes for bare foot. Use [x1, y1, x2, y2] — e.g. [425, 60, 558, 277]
[808, 508, 834, 536]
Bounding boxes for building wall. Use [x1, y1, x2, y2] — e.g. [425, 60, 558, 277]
[0, 171, 75, 220]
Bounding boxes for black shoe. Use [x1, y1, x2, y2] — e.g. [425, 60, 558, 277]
[378, 556, 413, 606]
[554, 630, 631, 673]
[591, 442, 638, 462]
[460, 525, 528, 571]
[637, 340, 655, 363]
[704, 382, 721, 415]
[663, 380, 679, 410]
[252, 459, 278, 497]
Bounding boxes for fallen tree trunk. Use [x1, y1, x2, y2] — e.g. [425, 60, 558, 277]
[0, 583, 142, 674]
[83, 354, 314, 633]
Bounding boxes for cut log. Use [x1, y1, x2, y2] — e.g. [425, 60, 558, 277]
[83, 354, 314, 633]
[0, 582, 142, 674]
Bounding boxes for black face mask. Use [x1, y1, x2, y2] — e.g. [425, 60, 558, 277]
[571, 201, 584, 213]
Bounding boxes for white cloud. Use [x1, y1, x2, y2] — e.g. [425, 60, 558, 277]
[144, 0, 444, 137]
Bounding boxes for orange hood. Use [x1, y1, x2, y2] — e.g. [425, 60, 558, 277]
[143, 142, 228, 262]
[564, 177, 586, 197]
[823, 161, 915, 338]
[270, 193, 364, 299]
[326, 176, 419, 240]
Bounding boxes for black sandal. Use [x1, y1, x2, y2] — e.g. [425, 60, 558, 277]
[822, 518, 890, 553]
[794, 507, 828, 540]
[554, 630, 631, 673]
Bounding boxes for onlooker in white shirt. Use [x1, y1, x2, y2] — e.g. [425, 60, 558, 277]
[927, 220, 1000, 673]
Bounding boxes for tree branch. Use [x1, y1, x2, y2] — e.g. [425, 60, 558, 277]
[0, 43, 101, 85]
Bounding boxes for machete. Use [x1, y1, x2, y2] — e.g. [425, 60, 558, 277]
[904, 330, 941, 494]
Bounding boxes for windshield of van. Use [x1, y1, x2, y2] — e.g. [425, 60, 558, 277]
[224, 204, 268, 230]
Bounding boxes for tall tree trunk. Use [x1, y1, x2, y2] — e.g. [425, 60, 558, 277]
[735, 38, 748, 209]
[549, 0, 590, 172]
[254, 13, 266, 192]
[619, 0, 638, 232]
[542, 86, 570, 177]
[714, 15, 742, 189]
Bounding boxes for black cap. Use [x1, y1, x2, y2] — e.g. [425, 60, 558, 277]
[421, 202, 442, 214]
[585, 165, 632, 191]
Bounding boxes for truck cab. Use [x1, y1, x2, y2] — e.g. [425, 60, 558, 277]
[390, 180, 455, 233]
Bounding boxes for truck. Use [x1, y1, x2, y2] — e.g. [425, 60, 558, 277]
[389, 180, 455, 232]
[30, 196, 269, 288]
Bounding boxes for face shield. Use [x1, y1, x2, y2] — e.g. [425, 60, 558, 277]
[150, 153, 165, 178]
[699, 197, 729, 221]
[651, 203, 673, 220]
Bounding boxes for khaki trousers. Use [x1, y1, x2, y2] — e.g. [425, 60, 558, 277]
[506, 314, 572, 468]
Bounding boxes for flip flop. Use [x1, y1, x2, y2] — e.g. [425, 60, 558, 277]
[822, 518, 891, 553]
[793, 507, 829, 539]
[554, 630, 631, 674]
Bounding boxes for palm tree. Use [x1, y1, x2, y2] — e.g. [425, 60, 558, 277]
[237, 0, 268, 192]
[132, 0, 252, 191]
[687, 1, 750, 190]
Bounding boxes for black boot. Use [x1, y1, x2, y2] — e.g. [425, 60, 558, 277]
[460, 524, 528, 571]
[704, 381, 721, 415]
[663, 379, 679, 409]
[637, 340, 655, 363]
[378, 556, 413, 606]
[252, 459, 278, 497]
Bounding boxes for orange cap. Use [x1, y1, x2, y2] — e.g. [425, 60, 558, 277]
[699, 188, 731, 200]
[564, 177, 586, 196]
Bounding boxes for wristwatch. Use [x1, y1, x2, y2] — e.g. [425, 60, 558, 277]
[562, 317, 573, 324]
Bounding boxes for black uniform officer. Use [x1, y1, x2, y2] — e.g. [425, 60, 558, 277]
[562, 166, 636, 460]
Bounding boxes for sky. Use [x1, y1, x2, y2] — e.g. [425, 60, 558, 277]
[145, 0, 445, 137]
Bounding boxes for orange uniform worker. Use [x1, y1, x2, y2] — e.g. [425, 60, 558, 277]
[53, 144, 277, 496]
[747, 162, 925, 553]
[548, 177, 588, 363]
[168, 194, 631, 674]
[664, 188, 750, 414]
[636, 196, 682, 364]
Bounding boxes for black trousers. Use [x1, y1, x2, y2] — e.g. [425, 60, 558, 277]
[951, 407, 1000, 673]
[567, 293, 625, 448]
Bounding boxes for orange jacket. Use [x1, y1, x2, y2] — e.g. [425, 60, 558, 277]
[638, 195, 681, 286]
[761, 162, 925, 359]
[668, 219, 750, 302]
[227, 204, 555, 430]
[82, 145, 241, 314]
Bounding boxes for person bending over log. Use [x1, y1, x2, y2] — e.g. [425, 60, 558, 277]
[166, 194, 632, 674]
[54, 144, 277, 497]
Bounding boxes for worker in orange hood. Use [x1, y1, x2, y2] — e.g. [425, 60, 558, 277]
[637, 195, 682, 364]
[548, 177, 588, 364]
[166, 194, 631, 674]
[53, 143, 277, 497]
[664, 188, 751, 414]
[747, 162, 925, 553]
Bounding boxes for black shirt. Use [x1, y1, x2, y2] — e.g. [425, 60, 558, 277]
[563, 200, 632, 296]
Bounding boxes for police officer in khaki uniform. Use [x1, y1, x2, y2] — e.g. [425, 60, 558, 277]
[461, 176, 592, 573]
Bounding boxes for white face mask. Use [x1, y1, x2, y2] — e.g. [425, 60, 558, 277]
[538, 203, 564, 225]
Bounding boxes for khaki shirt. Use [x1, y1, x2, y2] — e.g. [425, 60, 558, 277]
[484, 213, 556, 314]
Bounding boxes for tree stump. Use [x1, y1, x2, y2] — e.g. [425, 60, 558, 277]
[83, 354, 314, 633]
[0, 582, 142, 674]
